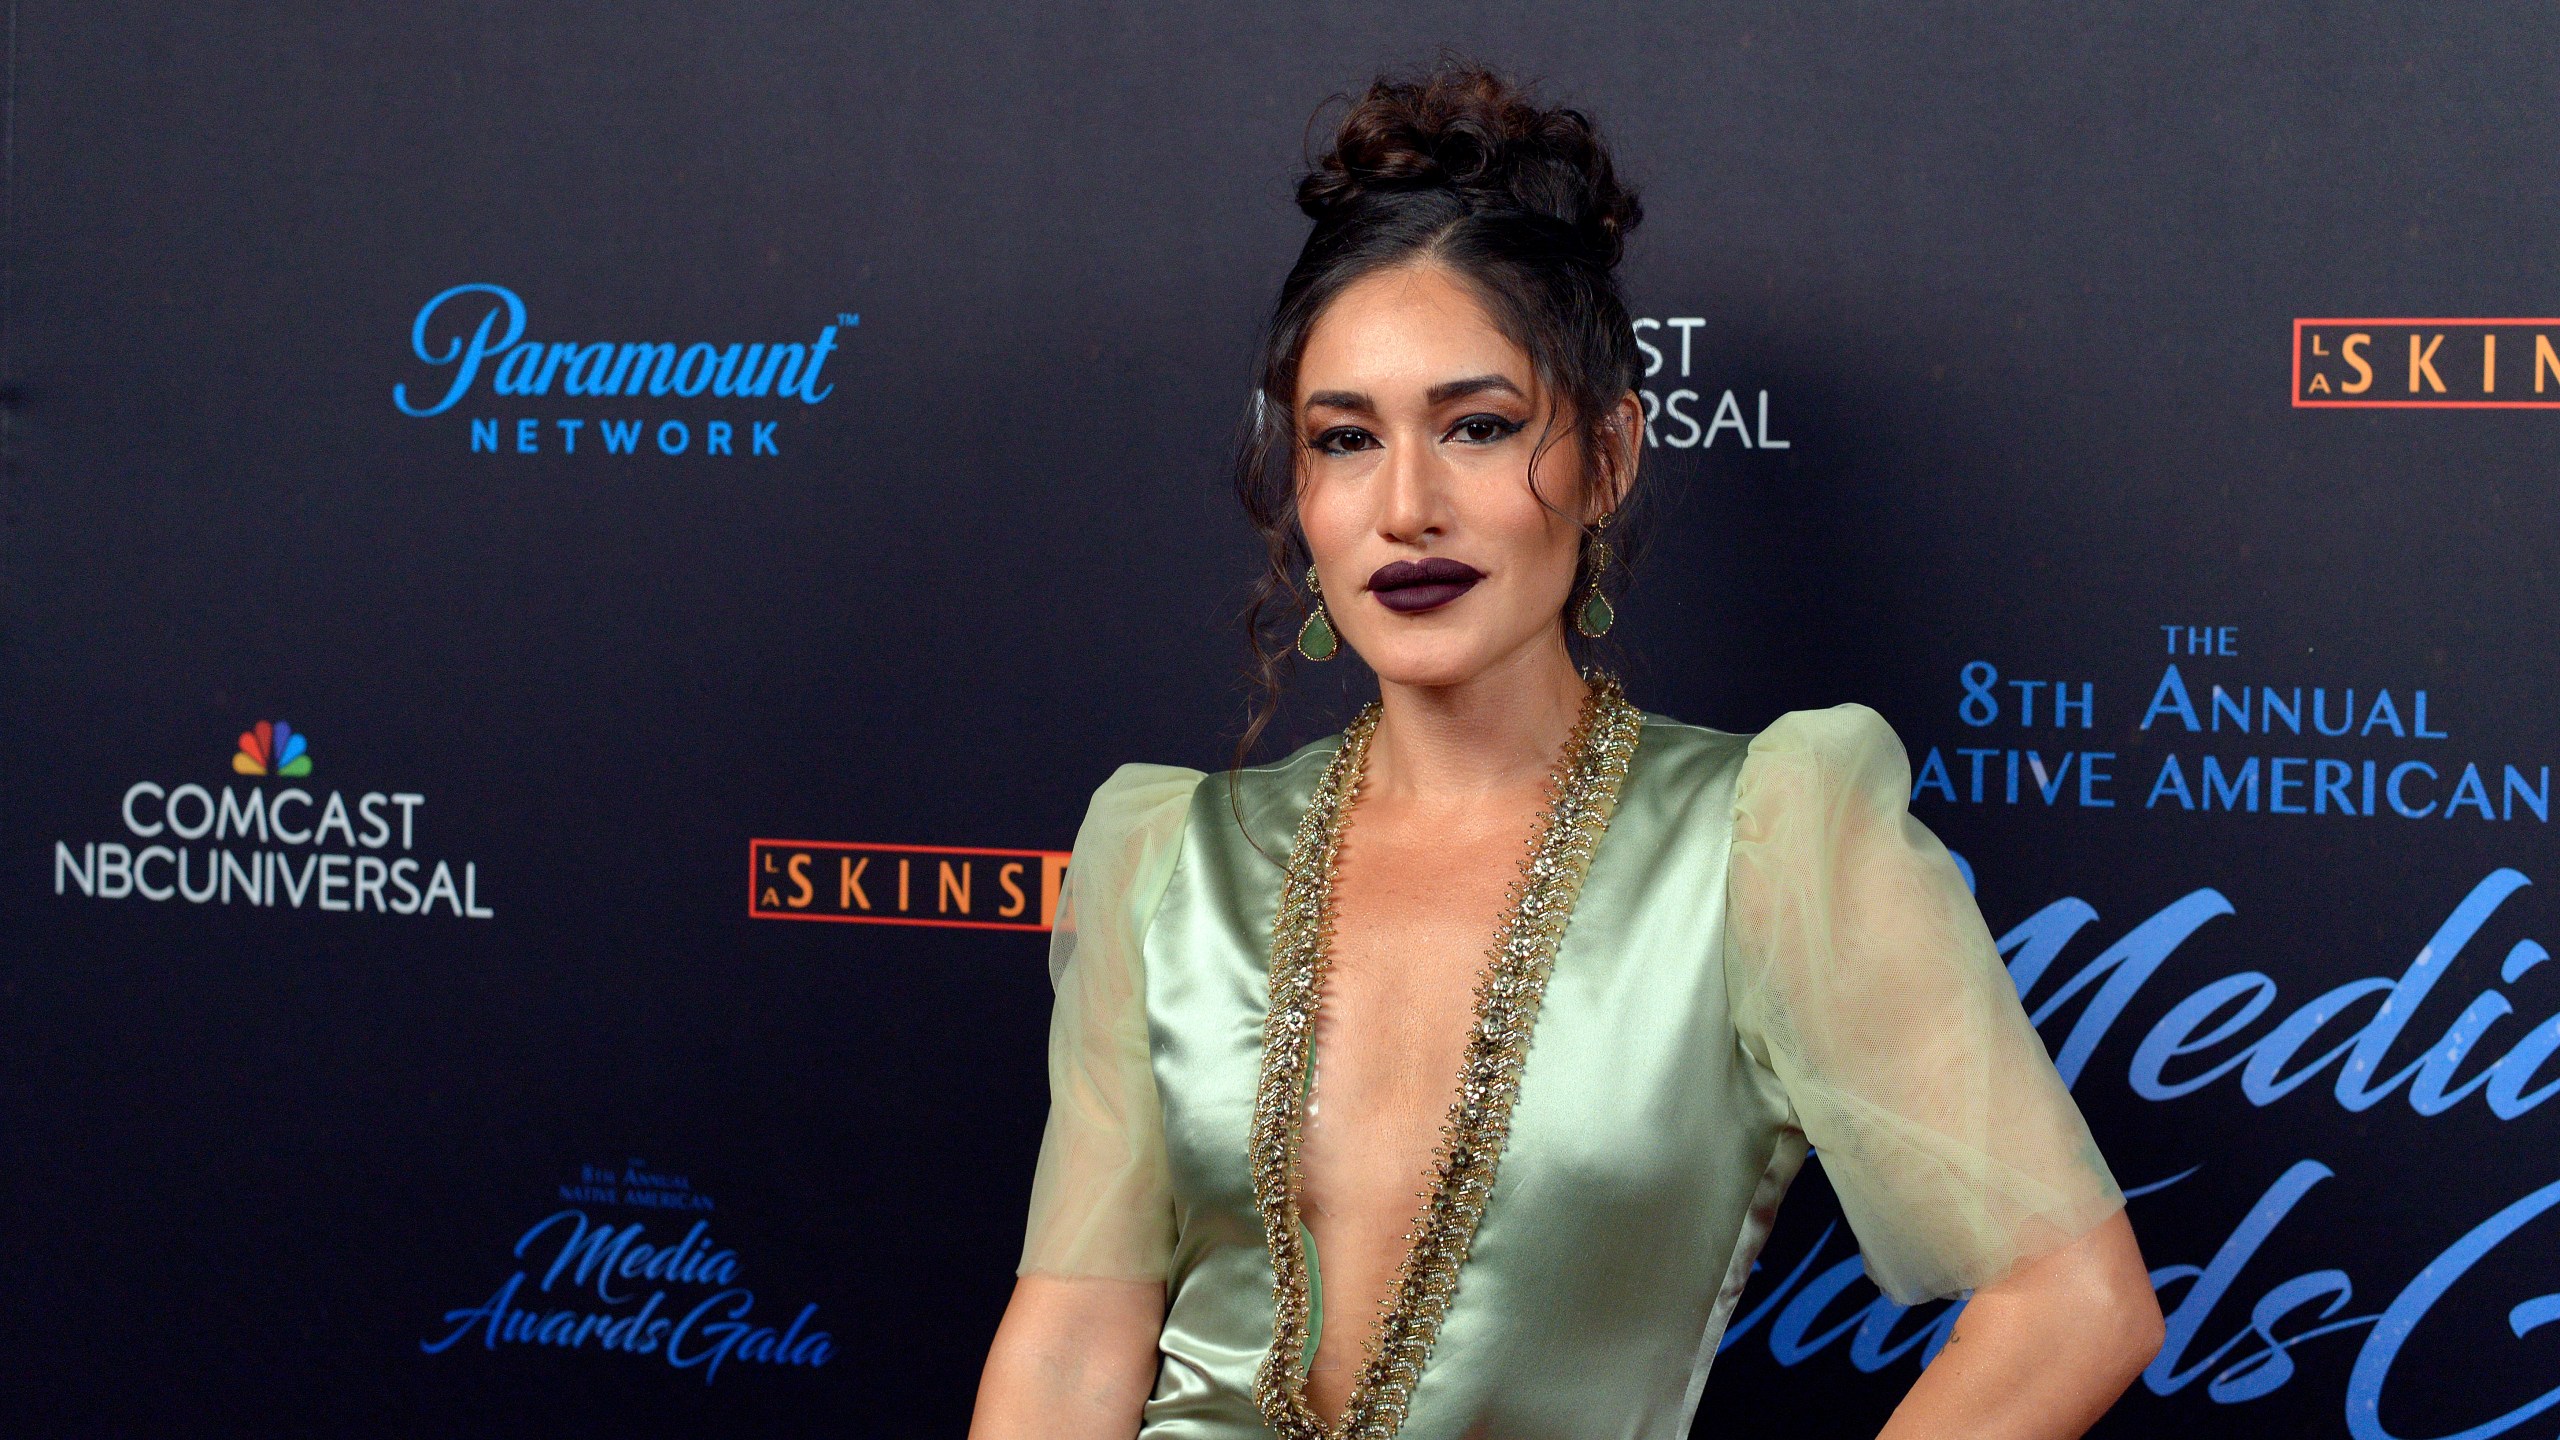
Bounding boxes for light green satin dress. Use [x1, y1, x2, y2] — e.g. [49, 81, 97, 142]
[1018, 704, 2124, 1440]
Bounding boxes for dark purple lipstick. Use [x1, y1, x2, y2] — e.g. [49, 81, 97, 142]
[1367, 557, 1484, 614]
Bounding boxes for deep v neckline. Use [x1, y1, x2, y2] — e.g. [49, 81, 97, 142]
[1245, 672, 1643, 1440]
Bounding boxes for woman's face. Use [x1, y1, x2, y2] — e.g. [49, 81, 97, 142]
[1292, 261, 1629, 690]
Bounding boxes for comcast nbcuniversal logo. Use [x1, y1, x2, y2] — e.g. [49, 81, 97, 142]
[233, 719, 312, 777]
[52, 720, 494, 919]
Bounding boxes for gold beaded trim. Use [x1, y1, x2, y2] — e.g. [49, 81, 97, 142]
[1247, 671, 1643, 1440]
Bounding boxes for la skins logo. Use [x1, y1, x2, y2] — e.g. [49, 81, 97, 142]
[748, 839, 1071, 931]
[53, 722, 495, 918]
[2293, 318, 2560, 408]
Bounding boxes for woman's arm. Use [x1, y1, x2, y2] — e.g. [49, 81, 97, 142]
[1728, 705, 2159, 1432]
[968, 1274, 1165, 1440]
[981, 765, 1199, 1437]
[1877, 1209, 2164, 1439]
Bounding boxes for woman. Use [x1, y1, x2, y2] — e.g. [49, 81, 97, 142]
[973, 63, 2163, 1440]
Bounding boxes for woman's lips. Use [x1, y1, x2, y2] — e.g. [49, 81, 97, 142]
[1367, 557, 1484, 614]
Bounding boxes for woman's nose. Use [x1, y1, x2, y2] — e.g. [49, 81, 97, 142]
[1376, 435, 1447, 543]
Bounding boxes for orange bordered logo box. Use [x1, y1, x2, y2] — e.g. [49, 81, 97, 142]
[2294, 318, 2560, 408]
[748, 840, 1071, 932]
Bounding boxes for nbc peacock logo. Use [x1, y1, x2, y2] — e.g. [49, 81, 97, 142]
[232, 721, 312, 778]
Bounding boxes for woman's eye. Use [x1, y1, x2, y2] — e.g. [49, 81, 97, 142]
[1449, 414, 1525, 445]
[1310, 427, 1377, 456]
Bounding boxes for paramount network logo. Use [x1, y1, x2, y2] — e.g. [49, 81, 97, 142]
[393, 282, 853, 458]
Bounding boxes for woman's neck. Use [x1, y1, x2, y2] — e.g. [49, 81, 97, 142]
[1362, 632, 1591, 805]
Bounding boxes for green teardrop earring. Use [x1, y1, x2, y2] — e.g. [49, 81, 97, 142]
[1573, 514, 1617, 638]
[1296, 564, 1340, 661]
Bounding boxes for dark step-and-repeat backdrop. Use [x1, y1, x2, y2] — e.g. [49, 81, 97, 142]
[6, 4, 2554, 1435]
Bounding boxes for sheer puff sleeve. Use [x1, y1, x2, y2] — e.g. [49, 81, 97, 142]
[1727, 704, 2125, 1305]
[1016, 762, 1202, 1282]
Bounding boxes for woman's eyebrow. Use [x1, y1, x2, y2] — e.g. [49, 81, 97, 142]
[1302, 375, 1526, 417]
[1427, 374, 1525, 405]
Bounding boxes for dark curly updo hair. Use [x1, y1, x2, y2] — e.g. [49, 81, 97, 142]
[1232, 60, 1648, 769]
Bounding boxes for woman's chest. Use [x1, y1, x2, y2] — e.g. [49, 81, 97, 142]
[1307, 824, 1530, 1145]
[1141, 747, 1788, 1245]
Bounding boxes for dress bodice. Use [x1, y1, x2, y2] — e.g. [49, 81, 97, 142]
[1018, 705, 2124, 1440]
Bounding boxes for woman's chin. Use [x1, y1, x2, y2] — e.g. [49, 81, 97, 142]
[1352, 639, 1516, 692]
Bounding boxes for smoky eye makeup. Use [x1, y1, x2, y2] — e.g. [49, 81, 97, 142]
[1445, 413, 1528, 444]
[1297, 409, 1527, 456]
[1306, 425, 1379, 456]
